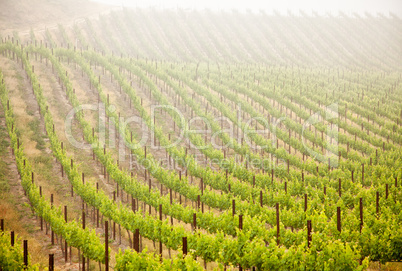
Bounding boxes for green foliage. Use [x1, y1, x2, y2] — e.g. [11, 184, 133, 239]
[28, 118, 45, 150]
[1, 33, 400, 268]
[0, 231, 39, 270]
[115, 248, 203, 271]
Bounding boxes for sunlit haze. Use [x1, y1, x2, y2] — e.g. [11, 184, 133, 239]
[93, 0, 402, 15]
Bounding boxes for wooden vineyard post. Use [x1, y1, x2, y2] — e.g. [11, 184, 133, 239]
[276, 203, 280, 245]
[82, 209, 86, 271]
[285, 182, 287, 194]
[11, 231, 14, 246]
[134, 229, 140, 252]
[304, 194, 307, 212]
[362, 164, 364, 184]
[351, 170, 354, 182]
[82, 210, 86, 230]
[307, 220, 312, 248]
[193, 213, 196, 231]
[339, 179, 342, 197]
[49, 254, 54, 271]
[0, 218, 3, 231]
[112, 192, 116, 240]
[64, 206, 68, 263]
[360, 198, 363, 233]
[24, 240, 28, 267]
[159, 204, 162, 258]
[232, 200, 235, 216]
[337, 207, 341, 232]
[183, 237, 187, 255]
[149, 179, 151, 193]
[51, 194, 54, 245]
[105, 221, 109, 271]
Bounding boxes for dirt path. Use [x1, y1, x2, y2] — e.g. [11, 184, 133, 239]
[0, 57, 81, 270]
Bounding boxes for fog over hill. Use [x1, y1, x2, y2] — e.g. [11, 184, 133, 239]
[93, 0, 402, 16]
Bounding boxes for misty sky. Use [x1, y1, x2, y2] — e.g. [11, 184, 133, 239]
[93, 0, 402, 16]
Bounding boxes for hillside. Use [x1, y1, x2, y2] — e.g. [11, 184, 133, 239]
[0, 0, 114, 33]
[0, 1, 401, 270]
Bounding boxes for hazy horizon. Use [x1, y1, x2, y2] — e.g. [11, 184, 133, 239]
[91, 0, 402, 16]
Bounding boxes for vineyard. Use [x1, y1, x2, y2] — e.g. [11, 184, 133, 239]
[0, 4, 401, 271]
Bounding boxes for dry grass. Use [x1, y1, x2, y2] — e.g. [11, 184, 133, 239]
[0, 103, 49, 269]
[368, 262, 402, 271]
